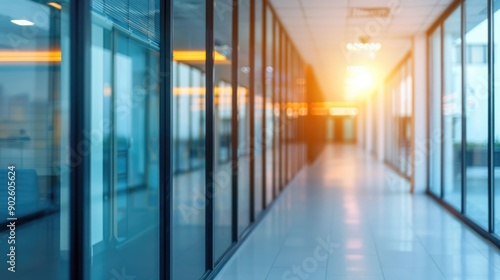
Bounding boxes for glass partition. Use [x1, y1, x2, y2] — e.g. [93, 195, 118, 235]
[254, 0, 264, 217]
[264, 5, 274, 206]
[464, 0, 489, 228]
[0, 0, 313, 278]
[213, 0, 234, 262]
[384, 56, 413, 177]
[495, 0, 500, 235]
[442, 6, 462, 210]
[0, 1, 71, 278]
[172, 0, 206, 278]
[89, 0, 161, 278]
[429, 26, 442, 196]
[428, 0, 500, 243]
[237, 0, 251, 235]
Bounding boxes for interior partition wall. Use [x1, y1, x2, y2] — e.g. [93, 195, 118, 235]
[384, 54, 413, 179]
[0, 0, 310, 279]
[427, 0, 500, 247]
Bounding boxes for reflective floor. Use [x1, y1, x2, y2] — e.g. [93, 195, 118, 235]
[215, 144, 500, 280]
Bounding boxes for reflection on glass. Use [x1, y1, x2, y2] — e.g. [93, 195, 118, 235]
[238, 0, 251, 235]
[213, 0, 233, 261]
[384, 58, 412, 177]
[89, 0, 160, 277]
[279, 26, 285, 193]
[495, 0, 500, 234]
[429, 27, 442, 196]
[464, 0, 488, 228]
[285, 39, 291, 183]
[0, 1, 69, 279]
[442, 6, 462, 210]
[172, 0, 206, 278]
[265, 6, 274, 206]
[275, 17, 282, 197]
[281, 35, 287, 187]
[254, 0, 264, 217]
[290, 46, 297, 181]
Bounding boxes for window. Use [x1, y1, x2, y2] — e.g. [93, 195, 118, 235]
[254, 0, 264, 218]
[264, 5, 274, 206]
[468, 45, 487, 64]
[429, 26, 442, 196]
[0, 1, 71, 278]
[237, 0, 251, 236]
[383, 55, 413, 177]
[464, 0, 488, 229]
[172, 0, 207, 278]
[494, 0, 500, 235]
[442, 6, 462, 210]
[213, 0, 234, 262]
[89, 1, 161, 278]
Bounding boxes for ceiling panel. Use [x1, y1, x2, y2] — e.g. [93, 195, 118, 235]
[301, 0, 349, 8]
[275, 7, 304, 18]
[271, 0, 300, 8]
[304, 8, 349, 18]
[269, 0, 451, 100]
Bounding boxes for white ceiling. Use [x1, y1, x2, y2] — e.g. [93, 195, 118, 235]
[270, 0, 454, 100]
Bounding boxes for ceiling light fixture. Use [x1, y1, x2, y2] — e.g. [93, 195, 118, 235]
[48, 2, 62, 10]
[11, 19, 35, 26]
[0, 50, 61, 63]
[346, 42, 381, 52]
[173, 50, 229, 63]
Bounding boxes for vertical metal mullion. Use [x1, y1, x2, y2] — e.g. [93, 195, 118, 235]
[271, 11, 277, 200]
[271, 18, 281, 196]
[110, 28, 119, 248]
[293, 48, 295, 175]
[159, 0, 172, 279]
[461, 2, 467, 214]
[281, 36, 290, 189]
[281, 30, 286, 188]
[440, 25, 444, 200]
[175, 63, 180, 170]
[206, 0, 215, 271]
[69, 0, 90, 279]
[249, 0, 256, 223]
[426, 30, 431, 193]
[488, 0, 495, 233]
[231, 0, 239, 243]
[188, 69, 193, 170]
[273, 27, 284, 190]
[261, 0, 267, 211]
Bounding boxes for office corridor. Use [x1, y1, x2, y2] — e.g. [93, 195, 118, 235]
[215, 145, 500, 280]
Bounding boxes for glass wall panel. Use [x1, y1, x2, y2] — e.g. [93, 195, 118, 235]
[293, 49, 298, 176]
[172, 0, 206, 278]
[274, 18, 282, 195]
[238, 0, 251, 235]
[442, 6, 462, 210]
[0, 1, 70, 278]
[281, 30, 286, 188]
[213, 0, 234, 261]
[254, 0, 264, 217]
[265, 6, 274, 206]
[405, 60, 413, 177]
[89, 0, 160, 278]
[495, 0, 500, 235]
[287, 41, 293, 183]
[384, 57, 412, 178]
[429, 27, 442, 196]
[464, 0, 489, 228]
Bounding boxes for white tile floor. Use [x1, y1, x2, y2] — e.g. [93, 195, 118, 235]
[215, 145, 500, 280]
